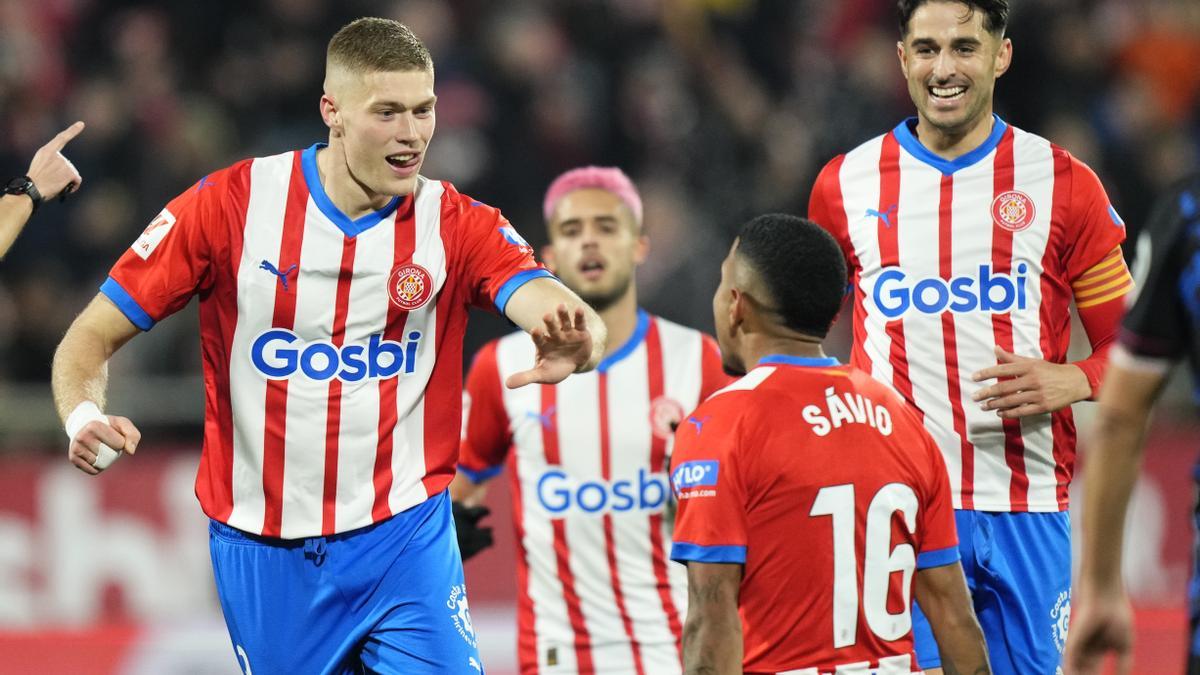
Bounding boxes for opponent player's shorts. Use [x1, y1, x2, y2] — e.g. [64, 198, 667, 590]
[912, 509, 1071, 675]
[208, 490, 484, 674]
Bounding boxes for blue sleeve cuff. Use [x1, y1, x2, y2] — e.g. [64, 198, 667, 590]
[457, 463, 504, 484]
[493, 269, 558, 315]
[670, 542, 746, 564]
[916, 545, 961, 569]
[100, 277, 156, 331]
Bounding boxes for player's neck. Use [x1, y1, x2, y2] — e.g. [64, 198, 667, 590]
[741, 335, 827, 369]
[315, 144, 393, 219]
[913, 112, 996, 161]
[598, 287, 640, 357]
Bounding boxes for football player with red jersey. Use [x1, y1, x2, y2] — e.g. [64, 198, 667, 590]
[807, 2, 1132, 672]
[50, 18, 605, 675]
[451, 167, 728, 674]
[671, 214, 989, 675]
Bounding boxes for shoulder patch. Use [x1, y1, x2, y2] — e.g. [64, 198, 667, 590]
[498, 224, 533, 253]
[131, 208, 177, 260]
[671, 460, 720, 499]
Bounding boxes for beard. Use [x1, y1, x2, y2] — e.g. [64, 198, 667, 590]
[573, 273, 633, 313]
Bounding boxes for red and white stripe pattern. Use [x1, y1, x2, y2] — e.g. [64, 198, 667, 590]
[812, 119, 1125, 512]
[108, 146, 546, 538]
[222, 152, 446, 536]
[465, 314, 723, 674]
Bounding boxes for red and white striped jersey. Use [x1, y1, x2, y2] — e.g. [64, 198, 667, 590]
[809, 116, 1128, 513]
[459, 311, 728, 674]
[102, 144, 551, 539]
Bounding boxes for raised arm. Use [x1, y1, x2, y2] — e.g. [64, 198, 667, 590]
[51, 295, 143, 474]
[914, 562, 991, 675]
[501, 277, 606, 388]
[0, 121, 85, 259]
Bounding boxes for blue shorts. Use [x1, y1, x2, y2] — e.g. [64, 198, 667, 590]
[208, 490, 484, 675]
[912, 509, 1071, 675]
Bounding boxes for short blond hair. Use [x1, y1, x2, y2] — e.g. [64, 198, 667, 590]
[327, 17, 433, 74]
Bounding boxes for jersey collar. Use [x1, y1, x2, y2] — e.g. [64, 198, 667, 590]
[596, 309, 651, 374]
[301, 143, 403, 238]
[892, 114, 1008, 175]
[758, 354, 841, 367]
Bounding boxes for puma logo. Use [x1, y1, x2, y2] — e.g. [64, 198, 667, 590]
[259, 260, 298, 291]
[865, 204, 898, 228]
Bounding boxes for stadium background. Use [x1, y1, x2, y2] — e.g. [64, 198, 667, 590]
[0, 0, 1197, 672]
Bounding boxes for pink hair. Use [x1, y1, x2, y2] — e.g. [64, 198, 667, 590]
[542, 166, 643, 225]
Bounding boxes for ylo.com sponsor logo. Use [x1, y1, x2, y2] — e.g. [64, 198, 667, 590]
[671, 460, 719, 499]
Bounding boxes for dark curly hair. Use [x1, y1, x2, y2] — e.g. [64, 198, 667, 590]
[734, 214, 847, 340]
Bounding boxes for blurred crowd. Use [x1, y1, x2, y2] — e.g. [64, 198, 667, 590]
[0, 0, 1198, 442]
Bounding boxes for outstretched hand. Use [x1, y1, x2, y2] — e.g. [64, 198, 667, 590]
[971, 346, 1092, 419]
[506, 304, 593, 389]
[27, 121, 85, 200]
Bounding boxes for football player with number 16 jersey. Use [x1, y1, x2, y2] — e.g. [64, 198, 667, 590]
[670, 214, 990, 675]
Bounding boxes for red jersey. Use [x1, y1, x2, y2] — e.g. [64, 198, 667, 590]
[670, 355, 959, 674]
[809, 116, 1130, 512]
[101, 144, 551, 538]
[459, 311, 728, 674]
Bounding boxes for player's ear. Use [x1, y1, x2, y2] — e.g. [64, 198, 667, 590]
[320, 94, 342, 136]
[633, 232, 649, 266]
[728, 287, 746, 334]
[896, 41, 908, 77]
[993, 37, 1013, 78]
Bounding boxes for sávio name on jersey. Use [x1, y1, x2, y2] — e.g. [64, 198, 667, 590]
[536, 468, 669, 515]
[249, 329, 422, 382]
[802, 387, 893, 437]
[872, 263, 1029, 319]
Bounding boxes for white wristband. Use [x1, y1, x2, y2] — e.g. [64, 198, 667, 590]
[65, 401, 121, 469]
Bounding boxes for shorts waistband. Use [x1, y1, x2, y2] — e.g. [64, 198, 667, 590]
[209, 519, 308, 547]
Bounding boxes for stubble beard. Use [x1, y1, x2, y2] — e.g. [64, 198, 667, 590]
[574, 273, 632, 314]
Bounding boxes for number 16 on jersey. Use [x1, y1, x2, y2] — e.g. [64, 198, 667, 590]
[810, 483, 920, 648]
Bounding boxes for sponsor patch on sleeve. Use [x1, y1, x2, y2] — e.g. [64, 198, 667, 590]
[131, 208, 177, 260]
[1108, 203, 1125, 228]
[671, 460, 719, 499]
[498, 224, 533, 253]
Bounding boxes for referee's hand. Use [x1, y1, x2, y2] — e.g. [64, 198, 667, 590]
[27, 121, 85, 201]
[453, 501, 494, 561]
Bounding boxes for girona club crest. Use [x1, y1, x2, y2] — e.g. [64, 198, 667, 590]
[388, 263, 434, 310]
[991, 190, 1036, 232]
[650, 396, 686, 440]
